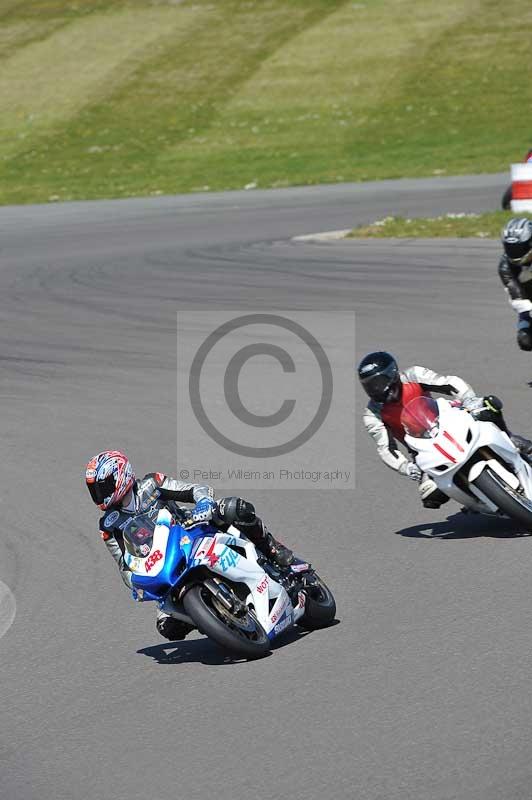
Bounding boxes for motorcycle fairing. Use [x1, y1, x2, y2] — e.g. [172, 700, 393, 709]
[129, 525, 187, 599]
[405, 398, 532, 512]
[128, 513, 308, 641]
[189, 530, 306, 637]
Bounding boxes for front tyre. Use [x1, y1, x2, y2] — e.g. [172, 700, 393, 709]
[183, 584, 270, 659]
[297, 577, 336, 630]
[473, 467, 532, 529]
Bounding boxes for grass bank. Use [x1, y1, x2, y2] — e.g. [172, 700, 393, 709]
[1, 0, 531, 205]
[348, 212, 532, 239]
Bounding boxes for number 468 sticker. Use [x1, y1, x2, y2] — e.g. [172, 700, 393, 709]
[145, 550, 163, 572]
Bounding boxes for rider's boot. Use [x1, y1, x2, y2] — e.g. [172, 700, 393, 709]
[156, 610, 194, 641]
[419, 476, 450, 509]
[256, 531, 294, 568]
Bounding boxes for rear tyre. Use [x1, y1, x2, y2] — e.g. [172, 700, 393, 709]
[473, 467, 532, 529]
[297, 578, 336, 630]
[183, 583, 270, 659]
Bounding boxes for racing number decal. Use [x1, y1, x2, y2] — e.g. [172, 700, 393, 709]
[145, 550, 163, 573]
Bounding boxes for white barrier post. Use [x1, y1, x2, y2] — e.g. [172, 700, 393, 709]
[511, 163, 532, 212]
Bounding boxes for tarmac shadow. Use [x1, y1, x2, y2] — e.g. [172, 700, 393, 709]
[137, 621, 338, 665]
[137, 637, 261, 666]
[269, 620, 340, 648]
[395, 511, 532, 540]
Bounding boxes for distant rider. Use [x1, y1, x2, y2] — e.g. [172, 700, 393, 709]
[357, 352, 532, 509]
[498, 217, 532, 351]
[85, 450, 293, 640]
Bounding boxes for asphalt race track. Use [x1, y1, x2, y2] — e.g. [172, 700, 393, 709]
[3, 172, 532, 800]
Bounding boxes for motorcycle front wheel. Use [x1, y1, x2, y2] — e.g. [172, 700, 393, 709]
[473, 467, 532, 529]
[183, 583, 270, 659]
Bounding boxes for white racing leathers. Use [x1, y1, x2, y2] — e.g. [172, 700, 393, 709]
[362, 366, 477, 477]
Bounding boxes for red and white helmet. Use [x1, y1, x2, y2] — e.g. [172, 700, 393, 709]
[85, 450, 135, 510]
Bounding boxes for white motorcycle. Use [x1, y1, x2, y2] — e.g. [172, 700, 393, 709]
[401, 396, 532, 526]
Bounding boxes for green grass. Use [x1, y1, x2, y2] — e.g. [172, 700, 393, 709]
[348, 212, 532, 239]
[1, 0, 532, 205]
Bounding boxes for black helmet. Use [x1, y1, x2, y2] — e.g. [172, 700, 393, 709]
[357, 351, 401, 403]
[502, 218, 532, 265]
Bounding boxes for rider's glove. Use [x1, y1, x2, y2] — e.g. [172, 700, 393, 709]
[188, 497, 216, 526]
[462, 396, 485, 414]
[405, 462, 422, 481]
[463, 395, 503, 421]
[510, 297, 532, 315]
[482, 395, 503, 414]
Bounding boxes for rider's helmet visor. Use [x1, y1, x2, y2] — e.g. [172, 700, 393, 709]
[505, 240, 531, 264]
[87, 473, 116, 505]
[360, 362, 400, 403]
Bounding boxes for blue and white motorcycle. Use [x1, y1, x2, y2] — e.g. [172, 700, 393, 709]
[122, 508, 336, 659]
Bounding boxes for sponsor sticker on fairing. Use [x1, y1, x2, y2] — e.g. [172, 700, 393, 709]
[126, 555, 144, 572]
[192, 537, 211, 559]
[193, 537, 219, 568]
[271, 598, 289, 624]
[290, 562, 310, 573]
[218, 547, 239, 571]
[274, 613, 292, 635]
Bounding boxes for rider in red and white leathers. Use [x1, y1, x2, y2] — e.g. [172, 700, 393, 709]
[358, 352, 532, 509]
[362, 363, 475, 507]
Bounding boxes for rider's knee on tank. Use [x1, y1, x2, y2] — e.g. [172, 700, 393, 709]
[213, 496, 261, 534]
[213, 497, 292, 567]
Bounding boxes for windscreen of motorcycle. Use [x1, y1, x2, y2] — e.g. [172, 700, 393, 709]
[401, 396, 440, 439]
[122, 513, 157, 558]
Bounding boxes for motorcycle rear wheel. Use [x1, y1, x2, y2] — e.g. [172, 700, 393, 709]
[473, 467, 532, 529]
[183, 583, 270, 659]
[297, 578, 336, 630]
